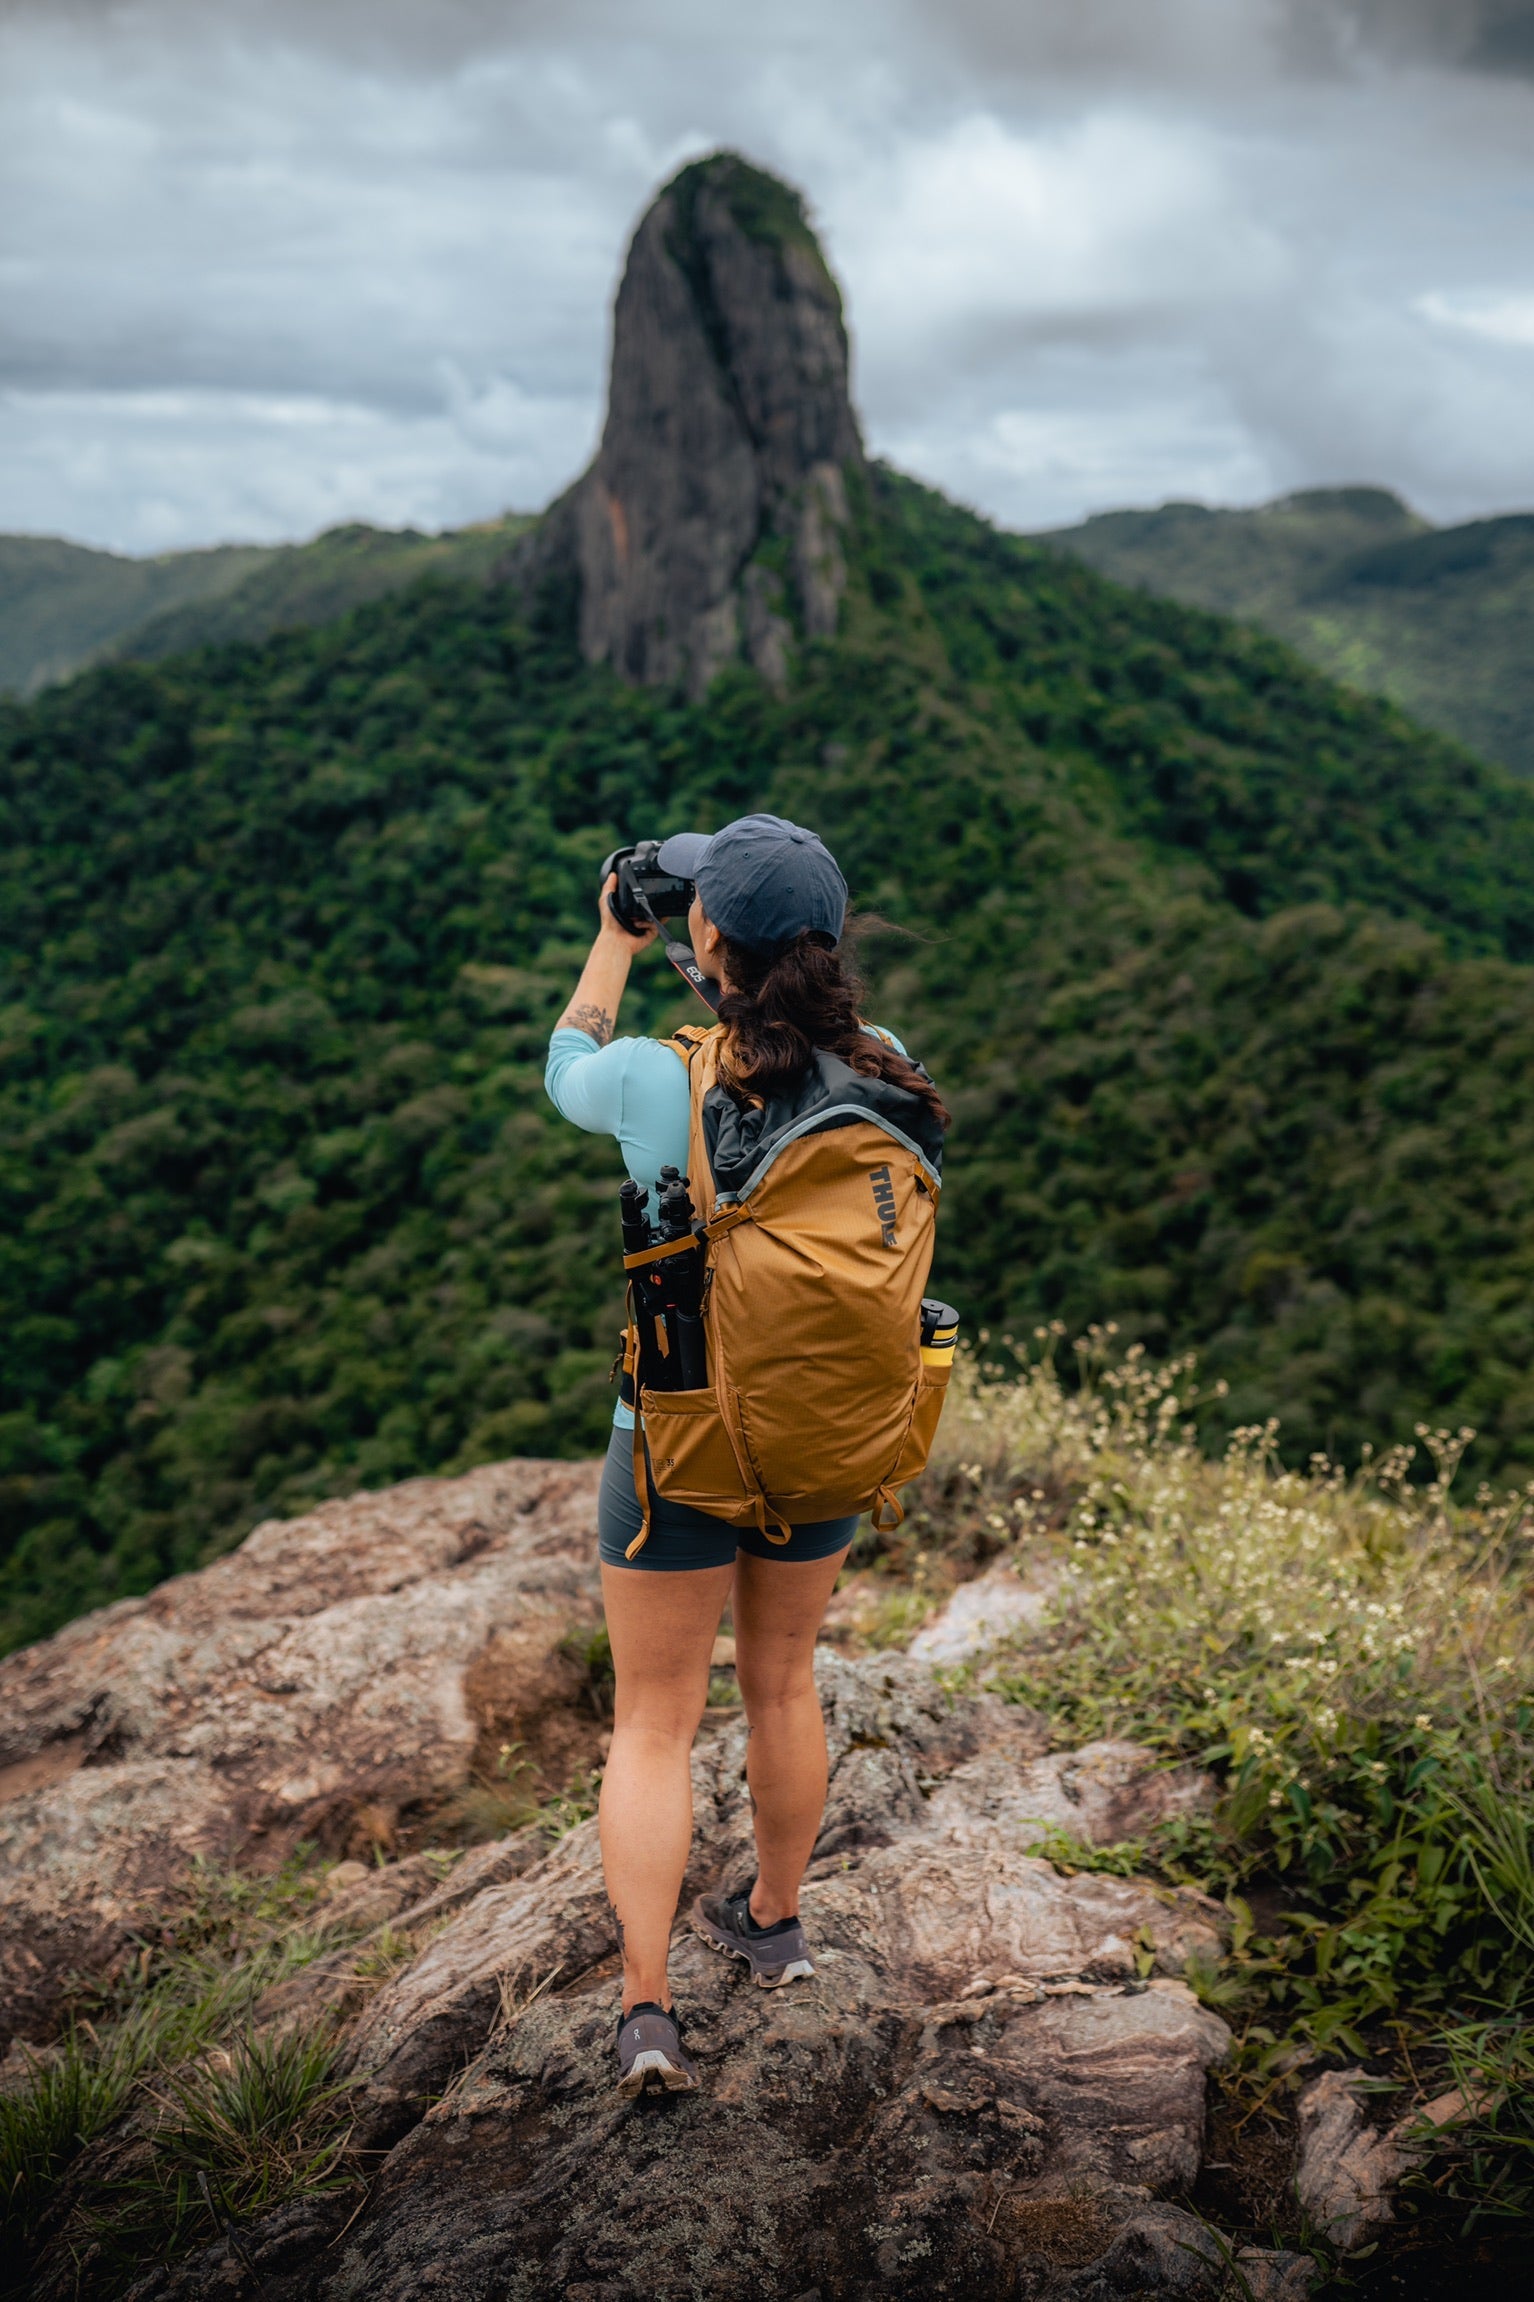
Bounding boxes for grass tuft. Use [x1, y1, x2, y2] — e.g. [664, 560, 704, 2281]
[0, 1850, 358, 2290]
[76, 2026, 355, 2279]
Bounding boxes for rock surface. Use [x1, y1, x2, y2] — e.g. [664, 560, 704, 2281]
[8, 1478, 1326, 2297]
[27, 1650, 1318, 2299]
[520, 151, 864, 696]
[0, 1456, 603, 2046]
[1293, 2065, 1413, 2250]
[907, 1556, 1058, 1665]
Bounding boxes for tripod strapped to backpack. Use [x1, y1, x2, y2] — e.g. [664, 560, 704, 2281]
[619, 1167, 708, 1394]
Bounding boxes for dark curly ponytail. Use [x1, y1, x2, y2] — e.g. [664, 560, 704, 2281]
[715, 922, 951, 1131]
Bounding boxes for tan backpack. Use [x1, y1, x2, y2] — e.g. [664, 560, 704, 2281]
[622, 1022, 955, 1559]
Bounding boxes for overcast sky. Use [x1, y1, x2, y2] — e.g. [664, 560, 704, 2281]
[3, 0, 1533, 554]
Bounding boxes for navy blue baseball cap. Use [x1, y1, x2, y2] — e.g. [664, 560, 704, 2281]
[656, 813, 847, 956]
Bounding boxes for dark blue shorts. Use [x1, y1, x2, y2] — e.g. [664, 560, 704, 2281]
[597, 1426, 858, 1573]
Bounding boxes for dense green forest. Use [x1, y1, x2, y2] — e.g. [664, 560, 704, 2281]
[1043, 484, 1534, 779]
[7, 467, 1534, 1651]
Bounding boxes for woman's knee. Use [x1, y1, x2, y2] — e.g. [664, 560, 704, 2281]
[735, 1650, 819, 1721]
[611, 1678, 710, 1745]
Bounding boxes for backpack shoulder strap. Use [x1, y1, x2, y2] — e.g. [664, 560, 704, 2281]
[663, 1022, 721, 1069]
[661, 1023, 723, 1216]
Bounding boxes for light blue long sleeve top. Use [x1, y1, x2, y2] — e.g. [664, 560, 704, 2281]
[545, 1022, 905, 1428]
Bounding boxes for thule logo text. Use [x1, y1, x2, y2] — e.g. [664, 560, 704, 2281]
[869, 1163, 898, 1248]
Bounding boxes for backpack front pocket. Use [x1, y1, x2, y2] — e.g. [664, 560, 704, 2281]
[641, 1386, 756, 1518]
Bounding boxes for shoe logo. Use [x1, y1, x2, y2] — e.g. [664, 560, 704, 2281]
[869, 1163, 898, 1248]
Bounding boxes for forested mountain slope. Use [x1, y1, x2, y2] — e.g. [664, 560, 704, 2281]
[7, 150, 1534, 1656]
[0, 534, 270, 698]
[7, 466, 1534, 1651]
[1041, 486, 1534, 778]
[0, 515, 530, 697]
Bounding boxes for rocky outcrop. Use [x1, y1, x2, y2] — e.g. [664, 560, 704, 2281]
[908, 1556, 1060, 1666]
[25, 1651, 1321, 2300]
[520, 152, 864, 696]
[0, 1457, 603, 2046]
[340, 1655, 1225, 2147]
[7, 1479, 1336, 2296]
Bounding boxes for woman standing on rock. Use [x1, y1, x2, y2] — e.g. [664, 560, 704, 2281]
[546, 813, 951, 2095]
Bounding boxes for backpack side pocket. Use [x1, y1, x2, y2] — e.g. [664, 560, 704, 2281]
[869, 1361, 953, 1531]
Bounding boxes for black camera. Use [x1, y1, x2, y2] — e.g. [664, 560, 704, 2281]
[600, 840, 695, 938]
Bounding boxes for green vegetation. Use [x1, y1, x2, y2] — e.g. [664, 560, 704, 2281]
[443, 1730, 605, 1844]
[77, 2027, 356, 2281]
[0, 534, 269, 698]
[1042, 486, 1534, 778]
[9, 466, 1534, 1649]
[671, 148, 834, 275]
[665, 149, 846, 372]
[902, 1341, 1534, 2266]
[0, 514, 531, 700]
[113, 514, 532, 670]
[10, 1345, 1526, 2283]
[0, 1854, 355, 2291]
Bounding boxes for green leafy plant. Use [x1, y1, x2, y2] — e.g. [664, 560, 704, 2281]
[1018, 1824, 1152, 1879]
[531, 1770, 602, 1840]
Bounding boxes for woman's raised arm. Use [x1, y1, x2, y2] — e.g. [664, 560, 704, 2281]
[555, 872, 658, 1045]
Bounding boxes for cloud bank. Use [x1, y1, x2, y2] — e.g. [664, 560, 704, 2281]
[1, 0, 1531, 550]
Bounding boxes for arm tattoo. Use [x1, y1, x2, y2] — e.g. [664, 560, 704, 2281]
[559, 1001, 614, 1046]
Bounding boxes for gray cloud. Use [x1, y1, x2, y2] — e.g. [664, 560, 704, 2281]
[840, 2, 1534, 87]
[1, 0, 1531, 551]
[1308, 1, 1534, 72]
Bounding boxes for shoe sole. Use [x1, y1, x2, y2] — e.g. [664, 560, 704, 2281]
[616, 2048, 698, 2097]
[691, 1907, 816, 1989]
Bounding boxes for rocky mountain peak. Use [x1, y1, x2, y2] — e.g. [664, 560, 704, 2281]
[533, 152, 865, 696]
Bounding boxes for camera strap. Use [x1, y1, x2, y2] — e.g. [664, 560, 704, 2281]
[662, 938, 722, 1013]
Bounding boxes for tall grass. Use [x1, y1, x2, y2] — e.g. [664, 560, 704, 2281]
[2, 2032, 141, 2270]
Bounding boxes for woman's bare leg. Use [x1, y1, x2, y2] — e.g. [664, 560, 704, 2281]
[599, 1560, 734, 2012]
[731, 1548, 850, 1926]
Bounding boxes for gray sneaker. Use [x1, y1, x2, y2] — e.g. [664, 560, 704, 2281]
[615, 2001, 699, 2096]
[691, 1884, 816, 1988]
